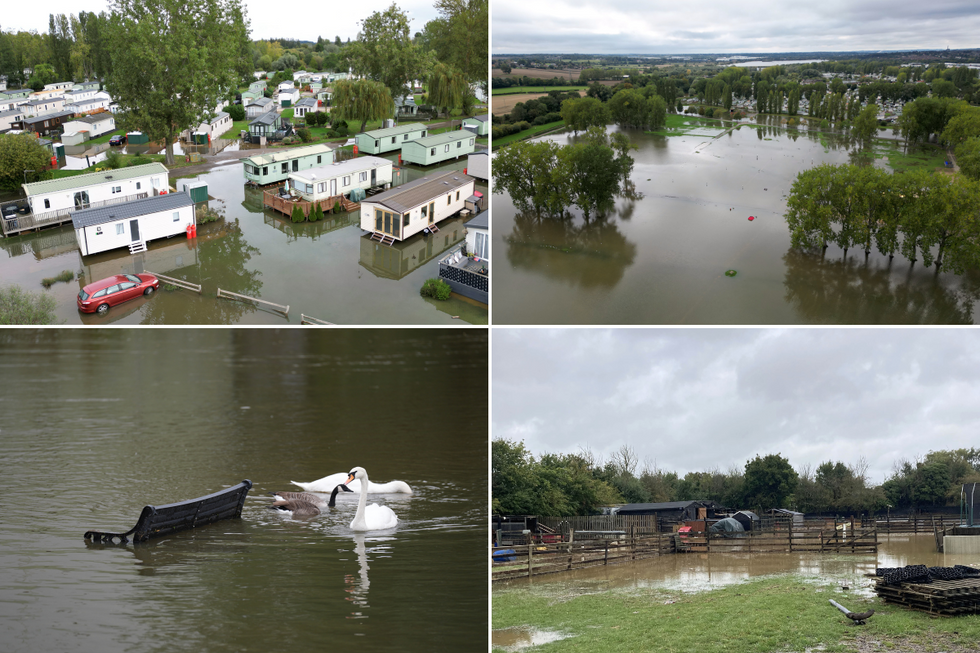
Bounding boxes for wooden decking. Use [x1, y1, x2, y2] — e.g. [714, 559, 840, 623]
[262, 190, 359, 217]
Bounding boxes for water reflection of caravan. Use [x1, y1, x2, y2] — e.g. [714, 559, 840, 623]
[359, 215, 466, 280]
[76, 235, 200, 288]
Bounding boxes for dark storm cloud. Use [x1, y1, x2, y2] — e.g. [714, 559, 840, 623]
[492, 329, 980, 484]
[492, 0, 980, 53]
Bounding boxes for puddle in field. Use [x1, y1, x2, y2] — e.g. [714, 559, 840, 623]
[492, 627, 571, 651]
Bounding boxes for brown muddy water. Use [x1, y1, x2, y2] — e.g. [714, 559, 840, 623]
[494, 533, 980, 597]
[1, 149, 487, 325]
[0, 329, 488, 653]
[494, 119, 980, 324]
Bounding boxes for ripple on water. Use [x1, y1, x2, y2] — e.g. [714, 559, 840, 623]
[492, 627, 571, 651]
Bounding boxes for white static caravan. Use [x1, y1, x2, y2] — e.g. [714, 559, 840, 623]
[288, 156, 393, 203]
[359, 171, 475, 242]
[72, 191, 195, 256]
[466, 151, 488, 181]
[22, 162, 170, 220]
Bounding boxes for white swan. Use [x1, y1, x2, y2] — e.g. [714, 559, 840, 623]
[347, 467, 398, 531]
[290, 472, 412, 495]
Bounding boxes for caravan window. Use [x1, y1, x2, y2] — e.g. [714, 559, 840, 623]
[173, 211, 180, 222]
[469, 138, 475, 146]
[447, 194, 451, 205]
[343, 176, 350, 186]
[116, 223, 125, 235]
[111, 186, 121, 194]
[430, 148, 435, 156]
[391, 137, 396, 144]
[444, 145, 450, 153]
[281, 162, 288, 174]
[359, 172, 367, 182]
[292, 160, 298, 171]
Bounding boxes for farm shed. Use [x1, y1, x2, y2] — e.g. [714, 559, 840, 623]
[72, 191, 194, 256]
[614, 500, 727, 523]
[355, 123, 429, 155]
[241, 143, 334, 186]
[359, 171, 475, 242]
[400, 131, 476, 166]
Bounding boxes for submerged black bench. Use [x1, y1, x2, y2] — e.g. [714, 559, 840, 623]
[84, 479, 253, 544]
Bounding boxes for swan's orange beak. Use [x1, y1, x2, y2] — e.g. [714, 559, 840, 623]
[346, 473, 356, 485]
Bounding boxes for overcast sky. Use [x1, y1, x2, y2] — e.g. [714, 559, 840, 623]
[492, 0, 980, 54]
[492, 329, 980, 485]
[2, 0, 440, 42]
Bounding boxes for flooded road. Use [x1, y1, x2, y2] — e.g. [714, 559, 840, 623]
[0, 329, 488, 653]
[2, 148, 487, 324]
[494, 120, 980, 324]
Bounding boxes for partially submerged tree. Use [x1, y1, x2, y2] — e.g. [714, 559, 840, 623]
[0, 285, 60, 325]
[103, 0, 251, 166]
[331, 78, 394, 133]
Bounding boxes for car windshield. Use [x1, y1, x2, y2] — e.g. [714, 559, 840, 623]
[78, 290, 89, 301]
[124, 274, 141, 284]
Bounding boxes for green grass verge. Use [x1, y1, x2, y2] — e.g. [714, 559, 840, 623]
[87, 129, 127, 146]
[492, 86, 587, 96]
[871, 139, 950, 172]
[647, 113, 727, 136]
[215, 120, 249, 140]
[494, 575, 980, 653]
[492, 121, 565, 149]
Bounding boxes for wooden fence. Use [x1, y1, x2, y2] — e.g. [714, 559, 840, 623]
[874, 514, 958, 534]
[493, 521, 878, 582]
[216, 288, 289, 316]
[492, 532, 676, 582]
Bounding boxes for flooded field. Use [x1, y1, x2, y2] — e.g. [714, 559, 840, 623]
[493, 533, 980, 649]
[495, 534, 980, 598]
[1, 148, 487, 325]
[0, 329, 487, 653]
[494, 119, 980, 324]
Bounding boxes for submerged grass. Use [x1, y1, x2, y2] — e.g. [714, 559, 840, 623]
[493, 575, 980, 652]
[647, 113, 727, 137]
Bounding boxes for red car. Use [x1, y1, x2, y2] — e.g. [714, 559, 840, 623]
[77, 273, 159, 315]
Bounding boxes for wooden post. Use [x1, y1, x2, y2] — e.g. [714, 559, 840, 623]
[788, 518, 793, 552]
[705, 521, 710, 554]
[527, 542, 533, 578]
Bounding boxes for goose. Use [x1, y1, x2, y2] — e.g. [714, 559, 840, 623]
[346, 467, 398, 531]
[268, 484, 352, 517]
[290, 472, 412, 495]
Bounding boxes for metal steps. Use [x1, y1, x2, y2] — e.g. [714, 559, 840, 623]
[369, 232, 396, 246]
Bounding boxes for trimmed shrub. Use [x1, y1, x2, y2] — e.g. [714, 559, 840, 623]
[291, 204, 306, 223]
[227, 104, 246, 121]
[296, 127, 312, 143]
[420, 278, 452, 301]
[103, 150, 123, 169]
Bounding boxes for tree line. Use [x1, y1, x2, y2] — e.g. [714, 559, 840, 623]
[785, 164, 980, 273]
[493, 439, 980, 518]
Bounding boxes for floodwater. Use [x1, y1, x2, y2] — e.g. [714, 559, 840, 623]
[1, 149, 488, 324]
[494, 533, 980, 599]
[0, 329, 488, 653]
[494, 120, 980, 324]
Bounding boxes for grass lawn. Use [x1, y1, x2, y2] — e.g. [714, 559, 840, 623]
[216, 120, 249, 140]
[492, 86, 588, 96]
[871, 139, 950, 172]
[646, 113, 727, 136]
[492, 121, 565, 149]
[87, 129, 127, 146]
[494, 575, 980, 653]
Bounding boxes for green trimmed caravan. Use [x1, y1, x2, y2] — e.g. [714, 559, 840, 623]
[355, 123, 428, 155]
[400, 131, 476, 166]
[241, 143, 334, 185]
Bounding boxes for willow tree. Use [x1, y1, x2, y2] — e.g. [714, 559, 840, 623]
[427, 62, 467, 120]
[332, 78, 394, 133]
[103, 0, 250, 166]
